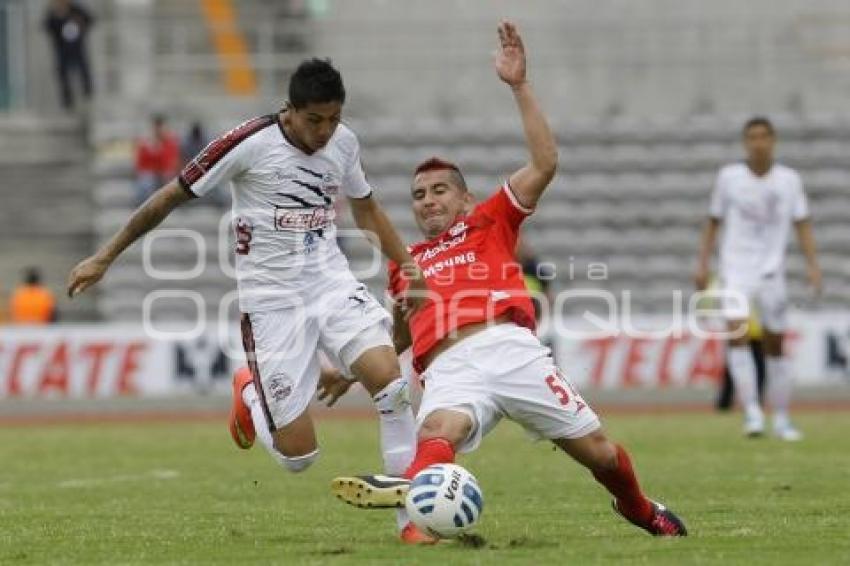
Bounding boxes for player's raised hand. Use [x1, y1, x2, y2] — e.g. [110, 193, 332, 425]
[316, 366, 353, 407]
[67, 255, 110, 298]
[495, 20, 527, 88]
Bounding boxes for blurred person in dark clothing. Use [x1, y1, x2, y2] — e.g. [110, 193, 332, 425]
[181, 121, 208, 166]
[516, 234, 554, 323]
[43, 0, 95, 110]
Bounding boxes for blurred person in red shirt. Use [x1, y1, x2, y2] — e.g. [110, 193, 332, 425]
[135, 114, 180, 205]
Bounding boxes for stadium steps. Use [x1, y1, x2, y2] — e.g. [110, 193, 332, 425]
[0, 115, 96, 321]
[86, 115, 850, 320]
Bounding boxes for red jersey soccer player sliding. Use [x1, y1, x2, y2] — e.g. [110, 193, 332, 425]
[331, 21, 687, 541]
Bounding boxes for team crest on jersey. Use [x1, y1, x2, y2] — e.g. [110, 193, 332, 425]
[303, 231, 316, 247]
[449, 221, 468, 237]
[267, 373, 293, 402]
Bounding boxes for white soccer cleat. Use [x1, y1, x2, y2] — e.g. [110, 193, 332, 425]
[773, 417, 803, 442]
[743, 406, 765, 437]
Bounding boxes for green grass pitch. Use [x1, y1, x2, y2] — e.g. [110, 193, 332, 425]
[1, 411, 848, 565]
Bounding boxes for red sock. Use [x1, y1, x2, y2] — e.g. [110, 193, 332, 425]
[403, 438, 455, 480]
[592, 444, 654, 525]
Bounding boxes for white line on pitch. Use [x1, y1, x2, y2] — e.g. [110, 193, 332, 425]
[57, 469, 180, 489]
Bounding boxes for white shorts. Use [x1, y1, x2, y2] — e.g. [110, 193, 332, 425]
[720, 273, 788, 332]
[241, 282, 391, 430]
[418, 323, 600, 453]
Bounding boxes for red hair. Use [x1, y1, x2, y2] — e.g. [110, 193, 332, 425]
[414, 156, 462, 176]
[413, 157, 467, 189]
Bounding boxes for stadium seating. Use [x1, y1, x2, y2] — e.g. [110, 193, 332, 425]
[89, 113, 850, 321]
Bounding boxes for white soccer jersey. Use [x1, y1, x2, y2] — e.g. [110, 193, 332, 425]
[709, 162, 809, 280]
[179, 114, 372, 312]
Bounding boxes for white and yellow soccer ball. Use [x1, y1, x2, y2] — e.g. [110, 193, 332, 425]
[405, 463, 483, 538]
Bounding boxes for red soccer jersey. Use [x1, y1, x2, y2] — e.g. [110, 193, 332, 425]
[388, 182, 537, 372]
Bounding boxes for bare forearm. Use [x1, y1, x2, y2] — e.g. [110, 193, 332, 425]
[697, 218, 719, 269]
[353, 200, 414, 267]
[99, 181, 188, 264]
[796, 220, 819, 268]
[512, 82, 557, 175]
[392, 303, 413, 354]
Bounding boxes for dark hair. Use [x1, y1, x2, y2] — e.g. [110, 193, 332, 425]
[24, 267, 42, 285]
[413, 157, 468, 191]
[288, 58, 346, 109]
[743, 116, 775, 136]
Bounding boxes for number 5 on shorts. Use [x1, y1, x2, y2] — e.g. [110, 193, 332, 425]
[545, 372, 587, 413]
[545, 374, 570, 406]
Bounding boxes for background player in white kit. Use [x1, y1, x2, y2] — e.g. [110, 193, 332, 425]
[695, 117, 822, 440]
[67, 59, 421, 531]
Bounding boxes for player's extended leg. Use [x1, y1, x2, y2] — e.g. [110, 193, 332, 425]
[349, 344, 417, 480]
[334, 342, 419, 539]
[553, 430, 687, 536]
[331, 407, 470, 544]
[763, 329, 801, 441]
[231, 367, 320, 472]
[726, 318, 765, 436]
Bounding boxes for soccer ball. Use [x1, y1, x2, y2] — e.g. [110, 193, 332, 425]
[405, 463, 483, 538]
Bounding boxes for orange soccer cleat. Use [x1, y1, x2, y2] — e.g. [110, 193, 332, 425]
[400, 522, 439, 545]
[229, 367, 256, 449]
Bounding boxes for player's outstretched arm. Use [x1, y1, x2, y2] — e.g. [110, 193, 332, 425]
[67, 180, 192, 298]
[391, 301, 413, 354]
[794, 219, 822, 297]
[497, 20, 558, 210]
[694, 217, 720, 291]
[349, 196, 427, 308]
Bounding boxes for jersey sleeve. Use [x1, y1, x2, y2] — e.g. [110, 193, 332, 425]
[179, 134, 253, 197]
[791, 172, 810, 221]
[386, 260, 405, 300]
[476, 182, 534, 232]
[341, 134, 373, 199]
[709, 169, 728, 219]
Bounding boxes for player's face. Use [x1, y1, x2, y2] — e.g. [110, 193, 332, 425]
[411, 170, 472, 238]
[743, 125, 775, 164]
[288, 101, 343, 152]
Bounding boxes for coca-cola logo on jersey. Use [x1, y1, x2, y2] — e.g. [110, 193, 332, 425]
[274, 207, 333, 231]
[419, 222, 469, 262]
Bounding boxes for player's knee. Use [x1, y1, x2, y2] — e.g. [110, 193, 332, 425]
[419, 411, 472, 449]
[594, 441, 619, 473]
[278, 448, 320, 473]
[567, 430, 618, 473]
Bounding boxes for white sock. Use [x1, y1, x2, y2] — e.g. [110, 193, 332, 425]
[242, 383, 287, 466]
[766, 356, 793, 425]
[373, 377, 417, 531]
[727, 346, 761, 417]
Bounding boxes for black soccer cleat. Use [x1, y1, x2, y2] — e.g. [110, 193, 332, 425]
[331, 475, 409, 509]
[613, 500, 688, 537]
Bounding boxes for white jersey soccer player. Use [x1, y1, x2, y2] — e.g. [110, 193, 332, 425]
[68, 59, 423, 532]
[696, 117, 822, 440]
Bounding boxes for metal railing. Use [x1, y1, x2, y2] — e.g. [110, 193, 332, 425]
[93, 15, 312, 104]
[0, 0, 28, 111]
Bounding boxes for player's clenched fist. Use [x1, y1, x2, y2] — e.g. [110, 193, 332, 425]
[67, 255, 110, 298]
